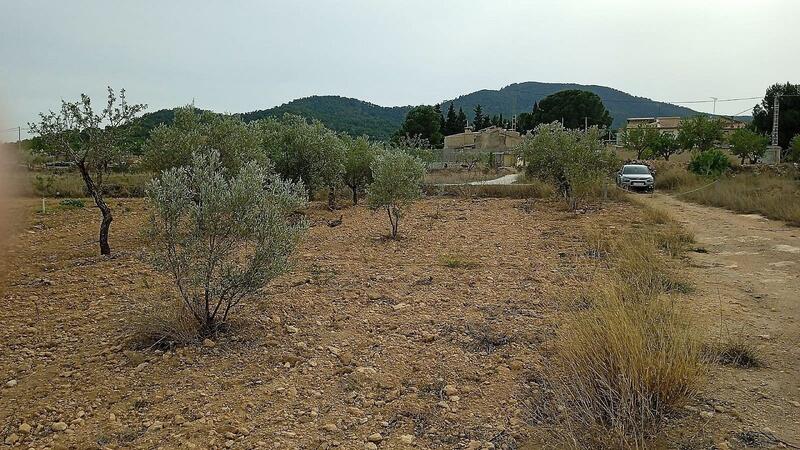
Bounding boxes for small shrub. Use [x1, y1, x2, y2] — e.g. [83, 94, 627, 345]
[146, 150, 307, 338]
[688, 149, 730, 176]
[59, 198, 85, 208]
[367, 150, 425, 239]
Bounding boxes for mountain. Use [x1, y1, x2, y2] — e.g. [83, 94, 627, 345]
[440, 82, 702, 129]
[242, 96, 412, 141]
[127, 82, 734, 146]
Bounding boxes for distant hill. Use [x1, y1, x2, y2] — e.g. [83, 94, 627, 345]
[242, 96, 412, 141]
[126, 82, 744, 147]
[441, 82, 703, 129]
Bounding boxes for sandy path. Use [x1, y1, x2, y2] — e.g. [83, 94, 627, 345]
[468, 174, 520, 185]
[641, 194, 800, 445]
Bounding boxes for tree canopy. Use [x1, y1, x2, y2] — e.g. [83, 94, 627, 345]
[728, 129, 769, 164]
[394, 105, 444, 148]
[678, 115, 723, 152]
[143, 106, 264, 173]
[259, 113, 345, 195]
[751, 82, 800, 153]
[531, 90, 612, 130]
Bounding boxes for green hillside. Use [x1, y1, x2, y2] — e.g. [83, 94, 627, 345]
[441, 82, 702, 129]
[125, 82, 730, 146]
[242, 96, 412, 141]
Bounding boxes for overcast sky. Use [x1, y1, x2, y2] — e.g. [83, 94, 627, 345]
[1, 0, 798, 136]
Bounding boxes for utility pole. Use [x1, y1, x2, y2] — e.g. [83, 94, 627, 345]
[18, 126, 22, 154]
[584, 116, 588, 131]
[710, 97, 718, 114]
[771, 95, 780, 146]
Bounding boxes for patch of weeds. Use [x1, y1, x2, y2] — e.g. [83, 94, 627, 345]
[308, 263, 337, 284]
[464, 324, 511, 354]
[59, 198, 85, 208]
[735, 430, 778, 447]
[440, 254, 479, 269]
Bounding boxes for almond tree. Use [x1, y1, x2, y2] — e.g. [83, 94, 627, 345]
[29, 88, 146, 255]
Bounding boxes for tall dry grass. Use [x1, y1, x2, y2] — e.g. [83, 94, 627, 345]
[543, 223, 704, 447]
[655, 165, 800, 225]
[553, 294, 705, 447]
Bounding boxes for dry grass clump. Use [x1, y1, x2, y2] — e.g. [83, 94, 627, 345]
[708, 333, 762, 368]
[546, 226, 704, 447]
[129, 297, 201, 349]
[656, 223, 695, 258]
[642, 204, 672, 224]
[552, 294, 706, 447]
[653, 165, 800, 225]
[611, 234, 692, 296]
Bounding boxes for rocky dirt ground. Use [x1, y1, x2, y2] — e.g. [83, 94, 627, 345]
[0, 195, 797, 449]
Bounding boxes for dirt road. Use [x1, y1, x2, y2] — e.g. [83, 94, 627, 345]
[642, 194, 800, 446]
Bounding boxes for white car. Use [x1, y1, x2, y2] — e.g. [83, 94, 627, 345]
[616, 164, 654, 192]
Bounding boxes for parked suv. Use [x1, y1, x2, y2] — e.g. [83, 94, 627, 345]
[616, 164, 654, 192]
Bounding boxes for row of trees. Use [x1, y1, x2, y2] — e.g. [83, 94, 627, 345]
[621, 115, 771, 164]
[31, 90, 427, 257]
[31, 89, 427, 338]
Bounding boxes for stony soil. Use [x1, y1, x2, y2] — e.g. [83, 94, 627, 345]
[0, 195, 797, 449]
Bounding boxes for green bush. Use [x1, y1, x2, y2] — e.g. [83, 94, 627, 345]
[59, 198, 85, 208]
[688, 149, 730, 177]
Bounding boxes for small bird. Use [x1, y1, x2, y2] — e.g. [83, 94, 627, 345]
[327, 215, 343, 227]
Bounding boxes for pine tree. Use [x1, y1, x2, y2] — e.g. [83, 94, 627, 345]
[434, 103, 445, 136]
[473, 105, 485, 131]
[445, 102, 458, 135]
[457, 108, 468, 131]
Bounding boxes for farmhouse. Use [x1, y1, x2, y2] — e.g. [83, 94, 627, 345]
[440, 126, 522, 167]
[624, 116, 747, 137]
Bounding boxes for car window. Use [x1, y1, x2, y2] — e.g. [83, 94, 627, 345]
[623, 166, 650, 175]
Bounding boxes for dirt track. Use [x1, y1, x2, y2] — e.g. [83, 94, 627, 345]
[641, 194, 800, 446]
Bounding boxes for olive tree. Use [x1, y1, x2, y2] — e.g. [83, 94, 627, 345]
[146, 150, 307, 336]
[367, 150, 425, 239]
[144, 106, 265, 173]
[29, 87, 146, 255]
[342, 135, 380, 205]
[259, 114, 344, 209]
[516, 122, 617, 210]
